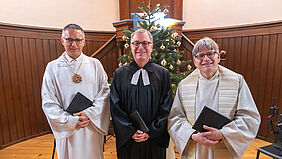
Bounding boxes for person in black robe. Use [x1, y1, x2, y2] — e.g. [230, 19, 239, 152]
[110, 29, 173, 159]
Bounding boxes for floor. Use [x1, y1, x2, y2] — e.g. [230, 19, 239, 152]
[0, 133, 274, 159]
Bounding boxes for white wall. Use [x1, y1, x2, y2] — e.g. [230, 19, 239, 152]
[1, 0, 282, 30]
[183, 0, 282, 29]
[0, 0, 119, 31]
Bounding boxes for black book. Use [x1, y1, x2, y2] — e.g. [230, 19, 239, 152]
[130, 111, 149, 133]
[66, 92, 93, 114]
[192, 106, 232, 132]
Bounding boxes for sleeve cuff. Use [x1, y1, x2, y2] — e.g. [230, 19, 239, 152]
[64, 116, 79, 131]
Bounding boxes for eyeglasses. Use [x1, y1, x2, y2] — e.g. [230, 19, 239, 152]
[194, 51, 218, 60]
[131, 41, 152, 48]
[63, 38, 84, 43]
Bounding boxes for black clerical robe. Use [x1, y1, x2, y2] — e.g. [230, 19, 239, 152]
[110, 61, 173, 159]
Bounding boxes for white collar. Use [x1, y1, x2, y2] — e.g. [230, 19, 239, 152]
[131, 68, 150, 86]
[199, 69, 219, 81]
[64, 52, 83, 62]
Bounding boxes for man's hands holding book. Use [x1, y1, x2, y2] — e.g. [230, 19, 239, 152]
[191, 125, 224, 146]
[74, 111, 90, 129]
[132, 130, 150, 142]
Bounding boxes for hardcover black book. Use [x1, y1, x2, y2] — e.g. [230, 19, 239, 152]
[192, 106, 232, 132]
[130, 111, 149, 133]
[66, 92, 93, 114]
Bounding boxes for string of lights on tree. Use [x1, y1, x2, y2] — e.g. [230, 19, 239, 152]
[119, 2, 193, 95]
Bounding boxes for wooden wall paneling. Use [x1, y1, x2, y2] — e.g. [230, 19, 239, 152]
[227, 37, 235, 69]
[22, 38, 37, 136]
[86, 40, 92, 55]
[234, 37, 242, 73]
[104, 50, 111, 78]
[87, 40, 92, 55]
[113, 47, 119, 74]
[271, 34, 282, 126]
[252, 36, 263, 112]
[119, 0, 131, 20]
[0, 36, 11, 146]
[28, 38, 40, 135]
[275, 34, 282, 110]
[91, 41, 97, 54]
[94, 40, 101, 55]
[220, 38, 229, 67]
[56, 39, 63, 57]
[246, 36, 256, 89]
[279, 63, 282, 119]
[43, 39, 51, 63]
[262, 34, 278, 140]
[240, 37, 249, 78]
[49, 39, 57, 61]
[112, 48, 118, 76]
[215, 38, 223, 51]
[35, 39, 46, 133]
[130, 0, 146, 16]
[28, 38, 40, 134]
[83, 40, 89, 55]
[14, 37, 31, 138]
[13, 37, 26, 139]
[93, 41, 100, 56]
[99, 41, 106, 50]
[0, 37, 4, 147]
[0, 111, 3, 148]
[110, 49, 117, 77]
[257, 35, 270, 139]
[41, 39, 51, 131]
[171, 0, 183, 20]
[6, 36, 23, 141]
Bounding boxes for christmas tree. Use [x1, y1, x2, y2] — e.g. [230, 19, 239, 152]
[119, 2, 193, 95]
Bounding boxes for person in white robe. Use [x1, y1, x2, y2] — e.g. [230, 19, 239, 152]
[168, 37, 261, 159]
[41, 24, 110, 159]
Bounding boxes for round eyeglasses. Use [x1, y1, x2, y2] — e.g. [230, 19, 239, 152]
[194, 51, 218, 60]
[131, 41, 152, 48]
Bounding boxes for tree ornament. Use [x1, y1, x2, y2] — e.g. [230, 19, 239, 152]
[160, 44, 165, 50]
[177, 41, 181, 47]
[123, 62, 128, 66]
[156, 3, 160, 10]
[187, 64, 192, 70]
[119, 62, 123, 67]
[122, 36, 127, 41]
[164, 9, 169, 15]
[161, 59, 167, 66]
[141, 13, 147, 20]
[156, 23, 161, 28]
[169, 64, 174, 70]
[151, 26, 156, 31]
[176, 59, 181, 65]
[171, 32, 178, 39]
[124, 43, 129, 49]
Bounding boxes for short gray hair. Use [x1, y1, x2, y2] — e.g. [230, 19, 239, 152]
[130, 29, 153, 43]
[62, 23, 85, 39]
[192, 37, 219, 57]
